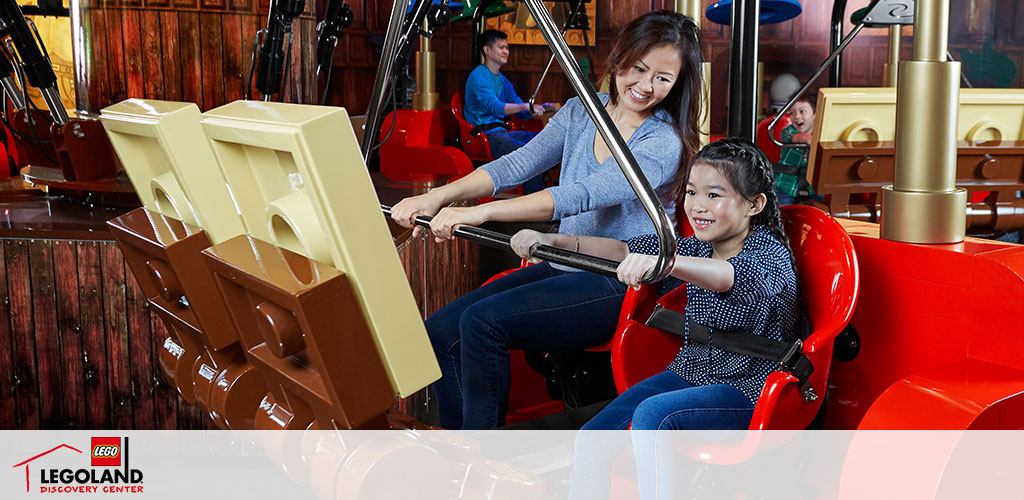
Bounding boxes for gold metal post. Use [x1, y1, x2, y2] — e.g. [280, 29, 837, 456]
[412, 20, 438, 111]
[676, 0, 710, 146]
[882, 25, 901, 87]
[880, 0, 966, 243]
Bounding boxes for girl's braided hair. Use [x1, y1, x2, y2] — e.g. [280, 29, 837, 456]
[686, 138, 799, 282]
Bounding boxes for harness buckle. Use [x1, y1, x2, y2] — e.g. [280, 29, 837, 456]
[779, 339, 803, 371]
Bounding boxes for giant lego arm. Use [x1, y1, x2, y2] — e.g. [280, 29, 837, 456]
[251, 0, 306, 101]
[0, 0, 67, 124]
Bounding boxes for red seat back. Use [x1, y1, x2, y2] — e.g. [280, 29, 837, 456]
[756, 114, 793, 164]
[450, 91, 496, 162]
[611, 205, 860, 430]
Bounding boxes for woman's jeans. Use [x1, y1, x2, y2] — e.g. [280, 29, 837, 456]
[426, 262, 628, 429]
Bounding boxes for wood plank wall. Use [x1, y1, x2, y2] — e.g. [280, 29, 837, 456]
[322, 0, 1024, 135]
[77, 0, 318, 113]
[0, 233, 475, 429]
[0, 239, 200, 429]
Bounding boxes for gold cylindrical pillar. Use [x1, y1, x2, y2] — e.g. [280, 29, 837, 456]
[676, 0, 710, 146]
[913, 0, 949, 61]
[413, 20, 439, 111]
[676, 0, 701, 24]
[882, 25, 901, 87]
[880, 0, 966, 244]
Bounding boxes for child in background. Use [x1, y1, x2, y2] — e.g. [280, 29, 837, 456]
[774, 94, 816, 206]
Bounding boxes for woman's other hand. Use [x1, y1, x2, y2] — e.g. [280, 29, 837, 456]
[391, 192, 444, 238]
[429, 205, 489, 242]
[616, 253, 658, 289]
[510, 229, 554, 263]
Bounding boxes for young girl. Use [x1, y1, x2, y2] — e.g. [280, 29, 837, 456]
[390, 11, 704, 430]
[512, 138, 800, 430]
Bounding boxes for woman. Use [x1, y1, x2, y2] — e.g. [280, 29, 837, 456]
[390, 10, 704, 429]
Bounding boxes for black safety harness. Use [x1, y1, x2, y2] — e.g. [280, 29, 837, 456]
[644, 304, 818, 401]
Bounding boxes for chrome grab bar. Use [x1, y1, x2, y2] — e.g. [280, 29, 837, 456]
[361, 0, 410, 161]
[523, 0, 675, 282]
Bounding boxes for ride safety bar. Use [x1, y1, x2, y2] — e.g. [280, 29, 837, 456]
[522, 0, 676, 283]
[380, 204, 620, 278]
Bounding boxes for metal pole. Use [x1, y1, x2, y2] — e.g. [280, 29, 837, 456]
[727, 0, 758, 142]
[522, 0, 676, 283]
[361, 0, 408, 161]
[829, 0, 849, 87]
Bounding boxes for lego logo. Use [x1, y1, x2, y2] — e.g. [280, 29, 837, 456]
[92, 445, 120, 458]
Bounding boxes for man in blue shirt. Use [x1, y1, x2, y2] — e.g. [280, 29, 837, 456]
[465, 30, 548, 191]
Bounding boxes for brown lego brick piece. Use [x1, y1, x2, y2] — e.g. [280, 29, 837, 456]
[107, 207, 266, 429]
[51, 118, 123, 182]
[814, 140, 1024, 232]
[202, 234, 395, 430]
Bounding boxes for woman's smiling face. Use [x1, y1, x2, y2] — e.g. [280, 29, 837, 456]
[614, 44, 682, 116]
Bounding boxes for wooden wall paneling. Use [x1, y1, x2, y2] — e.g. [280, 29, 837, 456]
[200, 13, 226, 109]
[124, 263, 156, 429]
[6, 240, 39, 428]
[122, 9, 145, 99]
[300, 18, 317, 104]
[52, 241, 86, 429]
[0, 240, 16, 428]
[160, 10, 184, 101]
[100, 241, 133, 428]
[241, 14, 260, 100]
[1008, 0, 1023, 43]
[229, 0, 252, 12]
[28, 241, 61, 428]
[180, 11, 204, 107]
[148, 310, 178, 429]
[106, 8, 128, 104]
[141, 10, 165, 99]
[76, 241, 110, 429]
[397, 236, 425, 318]
[86, 8, 111, 113]
[221, 13, 245, 103]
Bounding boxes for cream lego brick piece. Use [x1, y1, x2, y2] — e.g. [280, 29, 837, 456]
[959, 89, 1024, 142]
[199, 100, 440, 397]
[809, 88, 1024, 186]
[100, 99, 247, 244]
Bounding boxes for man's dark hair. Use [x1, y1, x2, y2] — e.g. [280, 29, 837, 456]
[479, 29, 508, 54]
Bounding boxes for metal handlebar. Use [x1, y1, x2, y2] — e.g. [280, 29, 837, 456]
[527, 0, 587, 110]
[767, 22, 865, 150]
[523, 0, 675, 283]
[380, 204, 620, 277]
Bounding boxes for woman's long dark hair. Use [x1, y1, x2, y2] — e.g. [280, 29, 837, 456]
[603, 10, 704, 189]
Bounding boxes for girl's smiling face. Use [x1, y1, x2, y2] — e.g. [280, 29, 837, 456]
[613, 44, 682, 117]
[683, 161, 766, 256]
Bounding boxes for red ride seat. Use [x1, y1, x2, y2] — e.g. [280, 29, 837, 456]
[756, 114, 793, 164]
[609, 205, 860, 433]
[450, 91, 545, 164]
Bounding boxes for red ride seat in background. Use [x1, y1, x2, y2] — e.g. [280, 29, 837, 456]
[450, 91, 545, 164]
[609, 205, 860, 431]
[756, 114, 793, 164]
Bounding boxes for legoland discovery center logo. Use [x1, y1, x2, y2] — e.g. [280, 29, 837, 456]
[11, 437, 144, 494]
